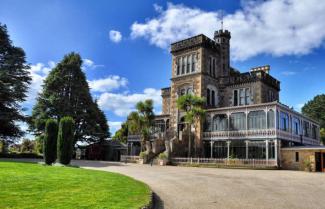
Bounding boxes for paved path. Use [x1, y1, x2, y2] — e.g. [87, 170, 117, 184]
[73, 160, 325, 209]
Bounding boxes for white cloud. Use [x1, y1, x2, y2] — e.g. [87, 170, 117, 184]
[82, 58, 104, 70]
[26, 61, 55, 103]
[108, 121, 123, 134]
[98, 88, 162, 117]
[109, 30, 122, 43]
[153, 3, 163, 13]
[88, 75, 128, 92]
[131, 0, 325, 61]
[281, 71, 297, 76]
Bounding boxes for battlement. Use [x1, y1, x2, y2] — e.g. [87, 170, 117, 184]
[214, 29, 231, 39]
[161, 87, 171, 97]
[250, 65, 270, 74]
[170, 34, 219, 53]
[229, 70, 280, 90]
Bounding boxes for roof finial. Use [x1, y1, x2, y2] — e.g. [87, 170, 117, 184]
[220, 10, 224, 31]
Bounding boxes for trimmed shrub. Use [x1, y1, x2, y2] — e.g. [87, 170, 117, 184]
[44, 119, 58, 165]
[57, 117, 75, 165]
[139, 151, 147, 159]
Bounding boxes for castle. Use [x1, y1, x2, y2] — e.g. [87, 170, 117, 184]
[126, 29, 321, 169]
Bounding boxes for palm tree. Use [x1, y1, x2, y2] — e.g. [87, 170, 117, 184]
[177, 94, 206, 158]
[127, 99, 155, 152]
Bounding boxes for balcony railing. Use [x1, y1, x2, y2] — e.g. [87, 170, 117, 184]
[171, 157, 277, 168]
[203, 129, 276, 140]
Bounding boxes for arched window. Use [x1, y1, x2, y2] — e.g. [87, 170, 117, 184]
[213, 114, 227, 131]
[230, 112, 246, 130]
[267, 110, 275, 129]
[248, 110, 266, 130]
[211, 90, 215, 106]
[187, 87, 193, 95]
[207, 85, 218, 107]
[206, 89, 210, 105]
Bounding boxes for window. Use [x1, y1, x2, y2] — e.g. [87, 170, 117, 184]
[312, 124, 317, 139]
[267, 110, 275, 129]
[239, 89, 245, 105]
[181, 57, 185, 74]
[245, 88, 250, 105]
[176, 58, 180, 75]
[187, 88, 193, 95]
[248, 110, 266, 130]
[186, 55, 191, 73]
[230, 112, 246, 130]
[234, 88, 250, 106]
[207, 89, 210, 105]
[280, 112, 289, 131]
[234, 90, 238, 106]
[268, 90, 275, 102]
[180, 89, 186, 96]
[192, 54, 196, 72]
[211, 90, 215, 107]
[303, 121, 309, 137]
[212, 58, 216, 77]
[213, 114, 227, 131]
[292, 117, 300, 135]
[295, 152, 299, 162]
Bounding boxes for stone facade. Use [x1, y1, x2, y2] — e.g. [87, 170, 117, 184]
[281, 149, 316, 171]
[130, 28, 322, 165]
[281, 147, 325, 172]
[159, 29, 283, 155]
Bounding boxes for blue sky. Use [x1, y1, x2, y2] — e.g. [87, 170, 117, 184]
[1, 0, 325, 136]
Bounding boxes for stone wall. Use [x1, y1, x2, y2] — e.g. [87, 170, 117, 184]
[281, 149, 316, 171]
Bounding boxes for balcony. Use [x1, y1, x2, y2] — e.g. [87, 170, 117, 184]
[203, 102, 320, 145]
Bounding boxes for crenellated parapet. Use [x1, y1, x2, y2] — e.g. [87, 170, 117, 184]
[171, 34, 220, 54]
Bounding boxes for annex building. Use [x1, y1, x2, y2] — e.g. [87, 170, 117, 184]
[126, 29, 322, 171]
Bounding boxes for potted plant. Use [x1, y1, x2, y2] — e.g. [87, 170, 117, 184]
[303, 159, 312, 172]
[158, 152, 168, 166]
[138, 151, 147, 164]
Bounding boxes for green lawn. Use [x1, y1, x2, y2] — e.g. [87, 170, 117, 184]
[0, 161, 151, 209]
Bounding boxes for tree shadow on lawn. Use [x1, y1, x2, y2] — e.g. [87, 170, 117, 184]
[153, 192, 164, 209]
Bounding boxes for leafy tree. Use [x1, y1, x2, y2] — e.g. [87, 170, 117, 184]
[127, 100, 155, 152]
[44, 119, 58, 165]
[20, 139, 35, 153]
[302, 94, 325, 144]
[0, 23, 31, 146]
[302, 94, 325, 129]
[57, 117, 74, 165]
[30, 53, 109, 144]
[177, 94, 205, 157]
[35, 135, 44, 154]
[320, 128, 325, 145]
[112, 122, 128, 144]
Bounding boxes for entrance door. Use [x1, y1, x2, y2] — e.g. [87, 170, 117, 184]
[315, 152, 322, 172]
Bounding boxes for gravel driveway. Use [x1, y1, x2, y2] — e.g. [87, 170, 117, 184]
[72, 160, 325, 209]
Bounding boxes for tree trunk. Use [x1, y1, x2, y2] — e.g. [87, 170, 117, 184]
[188, 125, 191, 158]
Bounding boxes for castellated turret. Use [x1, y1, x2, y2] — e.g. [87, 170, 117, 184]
[214, 29, 231, 77]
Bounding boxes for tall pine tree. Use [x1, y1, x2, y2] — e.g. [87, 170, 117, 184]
[30, 52, 109, 144]
[0, 23, 31, 144]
